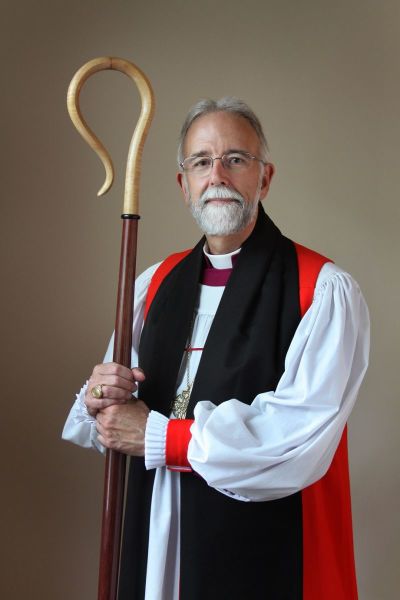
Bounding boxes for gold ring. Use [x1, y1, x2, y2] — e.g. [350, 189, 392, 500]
[91, 384, 103, 399]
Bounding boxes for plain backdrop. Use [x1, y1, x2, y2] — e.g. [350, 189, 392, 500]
[1, 1, 399, 598]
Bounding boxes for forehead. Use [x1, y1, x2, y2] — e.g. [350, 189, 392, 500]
[184, 111, 260, 156]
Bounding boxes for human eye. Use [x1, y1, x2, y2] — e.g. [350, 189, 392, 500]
[225, 152, 249, 168]
[190, 156, 211, 171]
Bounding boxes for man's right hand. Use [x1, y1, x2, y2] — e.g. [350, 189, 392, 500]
[85, 363, 146, 417]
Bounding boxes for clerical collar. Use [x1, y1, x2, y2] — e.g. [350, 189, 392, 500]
[201, 245, 241, 286]
[203, 245, 241, 269]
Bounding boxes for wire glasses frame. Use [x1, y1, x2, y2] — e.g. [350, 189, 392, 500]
[180, 151, 267, 176]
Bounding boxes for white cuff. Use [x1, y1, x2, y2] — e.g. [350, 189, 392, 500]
[145, 411, 169, 470]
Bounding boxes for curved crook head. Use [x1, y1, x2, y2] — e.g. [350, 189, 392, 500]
[67, 56, 155, 214]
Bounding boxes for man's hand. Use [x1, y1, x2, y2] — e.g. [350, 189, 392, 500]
[85, 363, 145, 417]
[96, 400, 150, 456]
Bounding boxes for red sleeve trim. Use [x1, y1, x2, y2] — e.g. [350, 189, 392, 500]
[166, 419, 194, 471]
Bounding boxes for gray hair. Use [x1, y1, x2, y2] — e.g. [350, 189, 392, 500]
[177, 97, 270, 167]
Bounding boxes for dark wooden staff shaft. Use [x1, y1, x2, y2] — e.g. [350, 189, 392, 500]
[98, 215, 139, 600]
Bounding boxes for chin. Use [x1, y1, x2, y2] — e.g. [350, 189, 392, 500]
[192, 201, 258, 236]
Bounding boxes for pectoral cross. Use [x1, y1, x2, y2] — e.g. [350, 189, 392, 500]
[172, 385, 192, 419]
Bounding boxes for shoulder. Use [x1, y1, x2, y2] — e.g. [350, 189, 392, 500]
[291, 241, 366, 312]
[137, 249, 192, 284]
[315, 262, 360, 293]
[312, 263, 367, 320]
[135, 249, 192, 301]
[135, 262, 162, 294]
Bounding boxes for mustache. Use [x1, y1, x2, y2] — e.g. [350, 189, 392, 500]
[199, 185, 245, 206]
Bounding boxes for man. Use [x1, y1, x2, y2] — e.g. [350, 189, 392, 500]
[63, 98, 369, 600]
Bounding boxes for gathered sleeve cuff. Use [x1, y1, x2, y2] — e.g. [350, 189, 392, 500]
[145, 412, 194, 472]
[61, 381, 105, 454]
[145, 411, 169, 469]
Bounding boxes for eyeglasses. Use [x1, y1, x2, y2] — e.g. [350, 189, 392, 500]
[180, 151, 266, 176]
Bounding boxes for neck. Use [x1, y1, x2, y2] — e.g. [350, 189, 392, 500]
[205, 218, 256, 255]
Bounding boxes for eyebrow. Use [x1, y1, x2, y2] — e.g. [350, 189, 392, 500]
[188, 150, 210, 159]
[188, 148, 250, 158]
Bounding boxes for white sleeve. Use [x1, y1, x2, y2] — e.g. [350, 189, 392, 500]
[61, 262, 161, 452]
[187, 263, 370, 502]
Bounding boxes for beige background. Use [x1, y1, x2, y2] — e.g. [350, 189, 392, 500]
[1, 1, 399, 598]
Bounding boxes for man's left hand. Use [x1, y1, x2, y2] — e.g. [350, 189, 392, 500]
[96, 400, 150, 456]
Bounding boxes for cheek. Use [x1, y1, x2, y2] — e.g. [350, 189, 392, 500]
[181, 177, 195, 205]
[186, 182, 204, 204]
[242, 184, 257, 202]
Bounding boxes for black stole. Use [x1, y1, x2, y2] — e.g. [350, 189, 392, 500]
[119, 206, 303, 600]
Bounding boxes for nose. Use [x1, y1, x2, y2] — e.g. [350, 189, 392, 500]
[209, 157, 228, 186]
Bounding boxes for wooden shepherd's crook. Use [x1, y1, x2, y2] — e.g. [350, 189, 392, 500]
[67, 57, 155, 600]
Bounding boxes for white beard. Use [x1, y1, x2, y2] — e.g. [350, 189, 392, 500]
[188, 184, 260, 236]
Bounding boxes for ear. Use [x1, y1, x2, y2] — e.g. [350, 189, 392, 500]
[259, 162, 275, 200]
[177, 171, 190, 206]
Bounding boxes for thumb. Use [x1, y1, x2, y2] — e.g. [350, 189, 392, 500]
[131, 367, 146, 382]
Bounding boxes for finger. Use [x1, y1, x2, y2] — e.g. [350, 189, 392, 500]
[131, 367, 146, 382]
[96, 384, 133, 402]
[95, 416, 119, 448]
[95, 418, 110, 435]
[89, 374, 136, 394]
[85, 387, 129, 413]
[92, 362, 135, 382]
[96, 428, 111, 449]
[86, 395, 125, 413]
